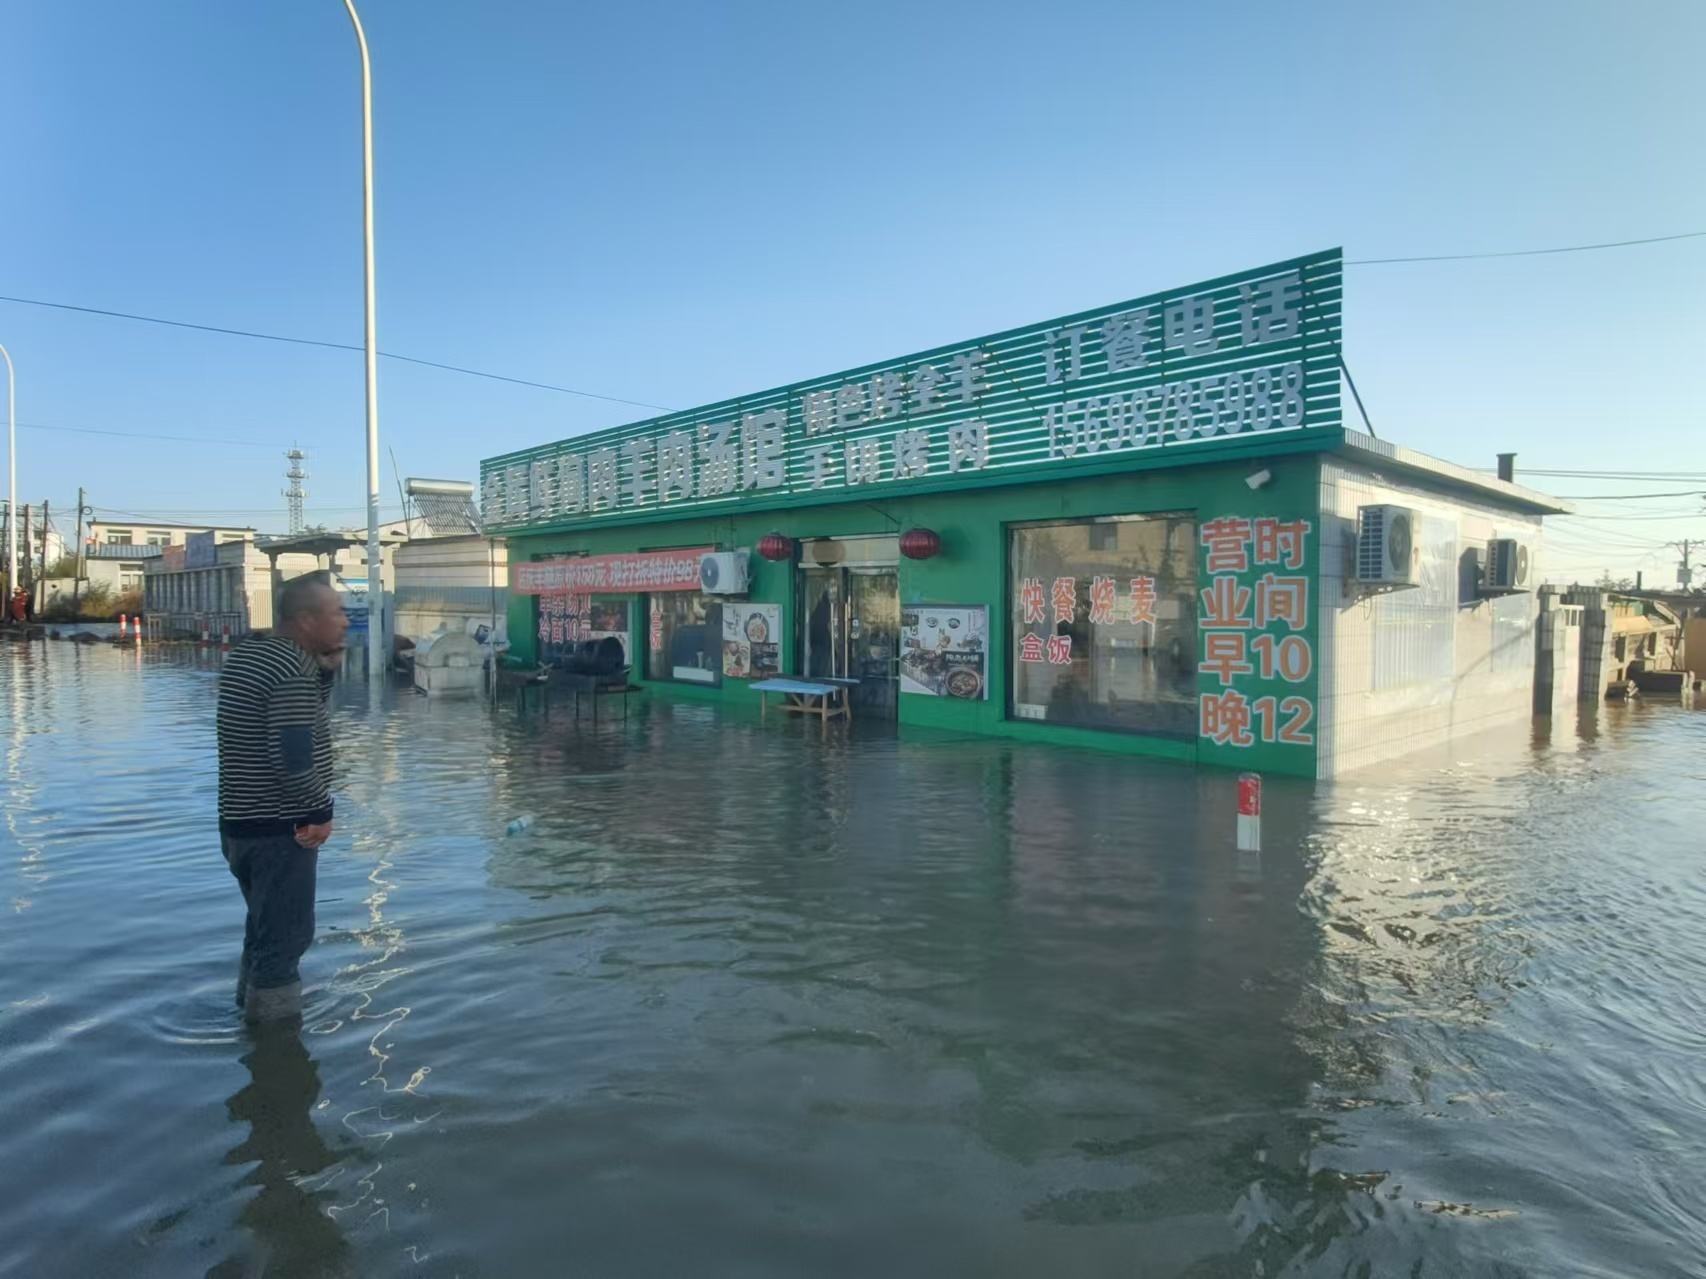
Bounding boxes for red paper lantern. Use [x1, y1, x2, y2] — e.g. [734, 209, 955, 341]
[899, 528, 942, 560]
[757, 532, 793, 562]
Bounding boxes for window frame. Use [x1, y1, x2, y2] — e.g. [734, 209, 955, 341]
[1005, 509, 1200, 741]
[643, 592, 723, 687]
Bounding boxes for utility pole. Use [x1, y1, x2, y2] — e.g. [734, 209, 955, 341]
[73, 487, 86, 613]
[1672, 539, 1697, 590]
[1, 343, 14, 605]
[39, 500, 50, 595]
[343, 0, 385, 684]
[19, 503, 29, 592]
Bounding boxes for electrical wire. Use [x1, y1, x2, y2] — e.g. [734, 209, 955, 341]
[2, 228, 1701, 493]
[1547, 490, 1705, 500]
[1346, 229, 1706, 266]
[1516, 469, 1706, 479]
[6, 226, 1705, 411]
[1559, 512, 1705, 523]
[91, 504, 401, 518]
[16, 419, 292, 448]
[0, 293, 674, 412]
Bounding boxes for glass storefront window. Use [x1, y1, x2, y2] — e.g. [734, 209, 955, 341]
[1010, 514, 1198, 738]
[586, 598, 632, 668]
[538, 594, 631, 667]
[645, 594, 721, 685]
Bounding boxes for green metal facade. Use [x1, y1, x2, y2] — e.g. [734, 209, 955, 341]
[500, 448, 1324, 776]
[482, 251, 1341, 534]
[486, 251, 1344, 776]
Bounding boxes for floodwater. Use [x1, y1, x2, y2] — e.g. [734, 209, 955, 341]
[2, 643, 1703, 1279]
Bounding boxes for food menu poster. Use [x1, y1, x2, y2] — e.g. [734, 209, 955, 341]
[900, 606, 989, 700]
[722, 604, 781, 680]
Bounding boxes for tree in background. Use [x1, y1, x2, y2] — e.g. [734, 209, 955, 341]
[41, 581, 111, 622]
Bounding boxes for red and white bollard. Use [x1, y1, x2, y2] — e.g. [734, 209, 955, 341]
[118, 614, 128, 639]
[221, 624, 230, 651]
[200, 616, 211, 646]
[1236, 772, 1262, 853]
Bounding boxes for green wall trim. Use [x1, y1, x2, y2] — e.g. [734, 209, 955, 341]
[503, 453, 1325, 777]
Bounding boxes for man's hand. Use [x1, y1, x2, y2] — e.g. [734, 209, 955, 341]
[294, 821, 333, 850]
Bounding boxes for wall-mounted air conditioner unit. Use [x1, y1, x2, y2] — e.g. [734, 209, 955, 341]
[1355, 505, 1421, 588]
[698, 551, 750, 595]
[1482, 538, 1532, 594]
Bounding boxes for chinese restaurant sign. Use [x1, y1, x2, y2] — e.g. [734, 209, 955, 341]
[1196, 515, 1317, 764]
[511, 548, 713, 596]
[482, 250, 1342, 531]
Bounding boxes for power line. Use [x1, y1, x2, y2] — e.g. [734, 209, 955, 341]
[0, 293, 674, 412]
[1517, 469, 1706, 480]
[1547, 529, 1668, 549]
[89, 503, 403, 521]
[1347, 229, 1706, 266]
[1548, 489, 1705, 500]
[3, 227, 1700, 443]
[16, 419, 292, 447]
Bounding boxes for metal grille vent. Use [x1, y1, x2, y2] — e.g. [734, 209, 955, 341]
[1357, 506, 1386, 580]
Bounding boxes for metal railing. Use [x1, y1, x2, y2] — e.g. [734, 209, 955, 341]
[144, 611, 248, 643]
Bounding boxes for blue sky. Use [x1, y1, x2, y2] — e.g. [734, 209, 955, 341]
[4, 0, 1702, 583]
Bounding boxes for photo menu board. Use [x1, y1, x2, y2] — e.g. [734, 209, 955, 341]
[722, 603, 781, 680]
[901, 606, 989, 700]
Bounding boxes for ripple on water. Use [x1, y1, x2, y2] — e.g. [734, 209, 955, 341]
[2, 647, 1706, 1277]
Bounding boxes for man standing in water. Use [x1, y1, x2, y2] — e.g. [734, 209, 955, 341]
[217, 574, 348, 1022]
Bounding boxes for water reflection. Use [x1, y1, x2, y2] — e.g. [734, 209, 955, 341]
[469, 706, 1342, 1272]
[209, 1026, 349, 1279]
[3, 645, 1704, 1277]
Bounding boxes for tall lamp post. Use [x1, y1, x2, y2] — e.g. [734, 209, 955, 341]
[342, 0, 384, 682]
[1, 342, 14, 604]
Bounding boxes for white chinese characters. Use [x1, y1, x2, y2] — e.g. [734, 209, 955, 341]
[482, 265, 1320, 526]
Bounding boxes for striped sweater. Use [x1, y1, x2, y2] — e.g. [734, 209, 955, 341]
[216, 636, 336, 835]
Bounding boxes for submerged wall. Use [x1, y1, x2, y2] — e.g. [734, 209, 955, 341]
[506, 454, 1325, 776]
[1315, 460, 1543, 778]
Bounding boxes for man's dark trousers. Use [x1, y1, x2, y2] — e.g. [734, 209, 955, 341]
[222, 832, 318, 1004]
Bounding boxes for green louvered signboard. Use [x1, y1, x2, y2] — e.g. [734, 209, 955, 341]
[481, 249, 1342, 532]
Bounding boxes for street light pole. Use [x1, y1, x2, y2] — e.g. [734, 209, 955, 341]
[342, 0, 384, 682]
[1, 342, 14, 604]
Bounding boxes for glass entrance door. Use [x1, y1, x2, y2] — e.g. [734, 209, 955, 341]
[799, 565, 899, 718]
[802, 568, 844, 682]
[846, 569, 898, 716]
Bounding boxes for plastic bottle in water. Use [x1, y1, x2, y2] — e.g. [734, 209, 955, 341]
[505, 815, 536, 836]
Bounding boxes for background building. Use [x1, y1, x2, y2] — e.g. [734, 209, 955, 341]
[85, 518, 255, 549]
[143, 533, 320, 639]
[393, 535, 508, 651]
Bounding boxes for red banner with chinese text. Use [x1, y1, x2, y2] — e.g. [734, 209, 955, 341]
[512, 548, 714, 596]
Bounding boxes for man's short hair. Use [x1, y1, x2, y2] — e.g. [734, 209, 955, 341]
[278, 573, 334, 624]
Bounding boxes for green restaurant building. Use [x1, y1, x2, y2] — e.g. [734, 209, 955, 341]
[481, 250, 1565, 779]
